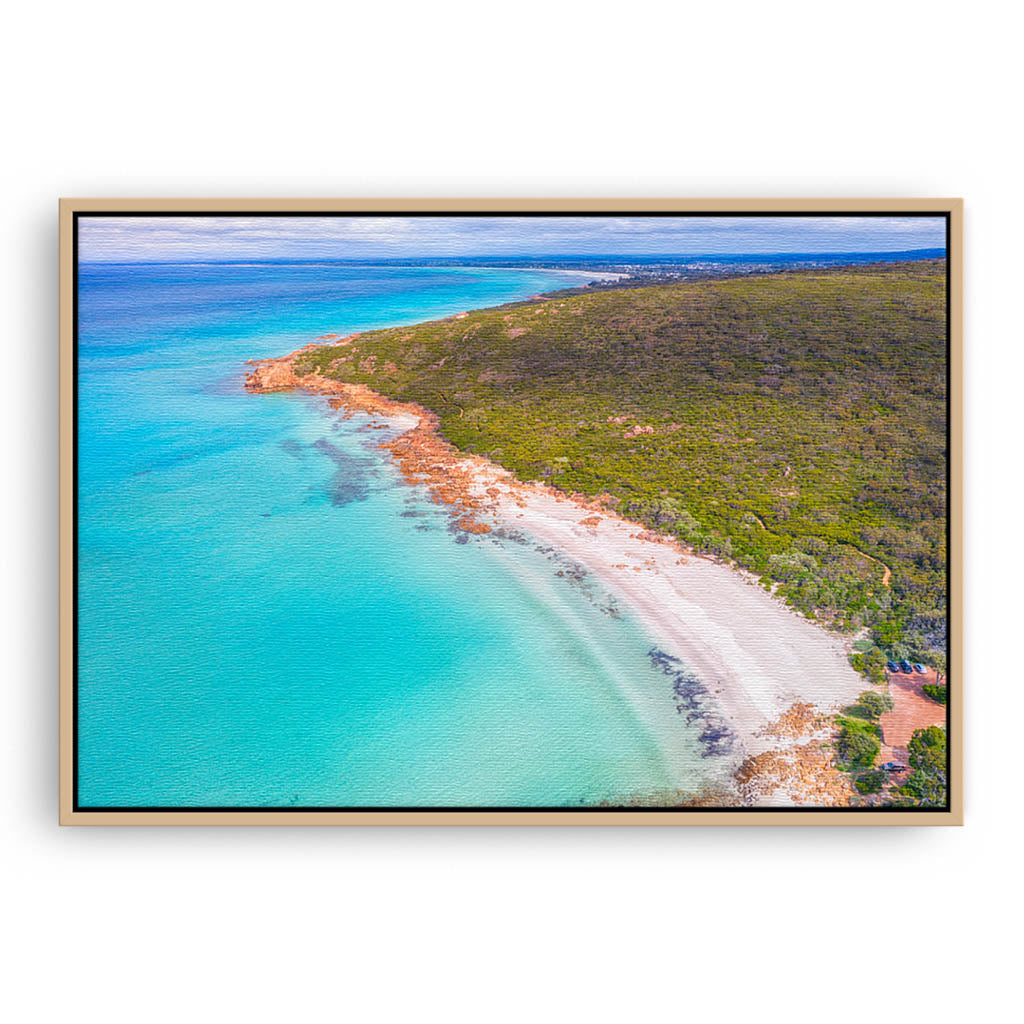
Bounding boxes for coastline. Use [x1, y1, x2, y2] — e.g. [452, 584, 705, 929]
[246, 344, 866, 806]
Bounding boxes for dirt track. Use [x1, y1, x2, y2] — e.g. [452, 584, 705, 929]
[880, 667, 946, 755]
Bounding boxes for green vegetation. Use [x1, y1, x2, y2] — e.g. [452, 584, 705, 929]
[835, 689, 891, 778]
[300, 261, 947, 661]
[922, 683, 947, 705]
[835, 715, 882, 770]
[854, 769, 888, 795]
[897, 725, 947, 806]
[850, 646, 889, 683]
[847, 690, 894, 722]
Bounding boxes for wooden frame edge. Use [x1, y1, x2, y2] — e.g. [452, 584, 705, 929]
[59, 198, 964, 826]
[60, 809, 962, 826]
[949, 198, 964, 826]
[60, 199, 75, 826]
[58, 197, 963, 214]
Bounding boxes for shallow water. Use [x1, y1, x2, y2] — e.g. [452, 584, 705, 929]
[77, 262, 728, 806]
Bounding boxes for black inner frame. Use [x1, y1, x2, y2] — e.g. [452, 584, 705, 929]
[72, 209, 953, 814]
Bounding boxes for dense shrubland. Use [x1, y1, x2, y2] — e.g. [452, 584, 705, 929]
[298, 261, 947, 665]
[897, 726, 948, 806]
[835, 690, 893, 792]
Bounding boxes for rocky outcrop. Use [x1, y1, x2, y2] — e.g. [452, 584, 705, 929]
[245, 345, 495, 535]
[244, 355, 302, 392]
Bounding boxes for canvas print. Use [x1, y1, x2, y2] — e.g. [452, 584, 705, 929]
[68, 208, 953, 816]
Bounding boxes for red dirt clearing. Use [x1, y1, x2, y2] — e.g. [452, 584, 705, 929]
[879, 668, 946, 751]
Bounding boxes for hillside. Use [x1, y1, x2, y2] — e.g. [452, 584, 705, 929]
[296, 261, 948, 665]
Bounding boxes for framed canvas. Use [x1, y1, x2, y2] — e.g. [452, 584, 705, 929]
[59, 198, 963, 825]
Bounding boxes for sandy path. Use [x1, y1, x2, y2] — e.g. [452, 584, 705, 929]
[880, 669, 946, 751]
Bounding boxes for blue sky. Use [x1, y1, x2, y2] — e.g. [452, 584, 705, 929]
[79, 215, 947, 262]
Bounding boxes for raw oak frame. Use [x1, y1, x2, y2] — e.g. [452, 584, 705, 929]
[59, 197, 964, 825]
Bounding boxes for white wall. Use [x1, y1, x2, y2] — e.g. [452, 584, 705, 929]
[2, 2, 1019, 1020]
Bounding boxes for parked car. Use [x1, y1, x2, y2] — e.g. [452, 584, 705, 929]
[900, 660, 914, 673]
[882, 762, 907, 773]
[886, 661, 900, 673]
[914, 663, 927, 674]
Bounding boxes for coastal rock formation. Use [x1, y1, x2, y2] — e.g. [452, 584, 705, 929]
[735, 703, 854, 807]
[244, 354, 302, 392]
[246, 347, 498, 535]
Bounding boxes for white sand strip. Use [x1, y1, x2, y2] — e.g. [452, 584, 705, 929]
[464, 462, 865, 760]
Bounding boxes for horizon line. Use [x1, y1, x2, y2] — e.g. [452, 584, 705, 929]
[77, 247, 947, 267]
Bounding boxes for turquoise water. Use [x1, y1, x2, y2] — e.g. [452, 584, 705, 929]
[77, 262, 723, 807]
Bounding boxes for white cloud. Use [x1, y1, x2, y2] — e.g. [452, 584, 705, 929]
[78, 214, 947, 262]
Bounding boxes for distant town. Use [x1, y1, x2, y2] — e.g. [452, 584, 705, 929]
[302, 249, 947, 290]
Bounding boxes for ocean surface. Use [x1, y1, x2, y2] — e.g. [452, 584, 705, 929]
[77, 262, 728, 807]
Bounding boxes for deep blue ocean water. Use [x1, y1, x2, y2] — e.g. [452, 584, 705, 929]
[77, 262, 723, 807]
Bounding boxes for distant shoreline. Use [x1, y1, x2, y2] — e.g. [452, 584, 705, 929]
[77, 249, 943, 270]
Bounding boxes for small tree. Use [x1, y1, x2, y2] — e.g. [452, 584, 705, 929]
[901, 769, 946, 806]
[863, 647, 888, 683]
[855, 770, 887, 794]
[839, 727, 881, 769]
[858, 690, 894, 721]
[899, 726, 947, 807]
[909, 725, 946, 775]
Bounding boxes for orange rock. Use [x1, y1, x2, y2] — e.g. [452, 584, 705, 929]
[454, 517, 491, 534]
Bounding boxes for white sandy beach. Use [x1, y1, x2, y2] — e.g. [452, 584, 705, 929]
[459, 456, 866, 764]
